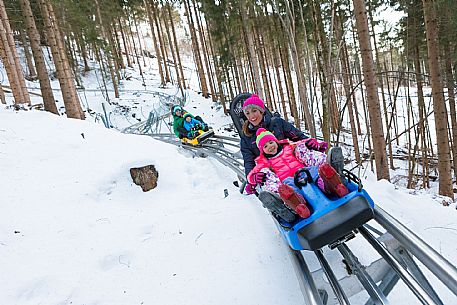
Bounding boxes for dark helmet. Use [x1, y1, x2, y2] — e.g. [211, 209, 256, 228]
[183, 113, 192, 120]
[171, 105, 183, 116]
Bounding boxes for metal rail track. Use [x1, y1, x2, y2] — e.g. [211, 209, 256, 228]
[128, 131, 457, 305]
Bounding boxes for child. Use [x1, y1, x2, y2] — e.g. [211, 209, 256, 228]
[183, 113, 204, 138]
[171, 105, 209, 139]
[247, 128, 348, 219]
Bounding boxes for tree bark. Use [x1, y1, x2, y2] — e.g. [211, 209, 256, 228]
[152, 2, 170, 83]
[0, 84, 5, 104]
[19, 29, 37, 79]
[353, 0, 389, 180]
[277, 0, 315, 136]
[422, 0, 453, 198]
[0, 0, 30, 104]
[184, 0, 208, 96]
[240, 0, 263, 99]
[192, 0, 216, 101]
[0, 20, 25, 104]
[167, 4, 186, 90]
[18, 0, 58, 114]
[94, 0, 119, 98]
[118, 17, 132, 68]
[144, 2, 164, 86]
[38, 0, 83, 119]
[335, 13, 360, 163]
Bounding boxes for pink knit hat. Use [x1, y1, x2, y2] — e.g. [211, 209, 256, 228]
[256, 128, 278, 150]
[243, 94, 265, 115]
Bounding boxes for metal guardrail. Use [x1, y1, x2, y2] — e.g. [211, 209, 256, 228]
[374, 206, 457, 298]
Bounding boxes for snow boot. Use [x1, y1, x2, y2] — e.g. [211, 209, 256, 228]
[258, 191, 296, 223]
[278, 184, 311, 219]
[318, 163, 349, 198]
[326, 146, 344, 178]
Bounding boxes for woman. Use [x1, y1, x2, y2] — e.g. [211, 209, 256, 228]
[239, 94, 328, 222]
[240, 94, 319, 179]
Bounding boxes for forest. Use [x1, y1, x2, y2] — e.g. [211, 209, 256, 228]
[0, 0, 456, 200]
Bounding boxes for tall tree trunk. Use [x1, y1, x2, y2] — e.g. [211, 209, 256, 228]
[184, 0, 208, 96]
[47, 0, 83, 118]
[132, 13, 146, 68]
[111, 21, 126, 70]
[273, 43, 287, 120]
[19, 0, 58, 114]
[0, 84, 5, 104]
[368, 1, 394, 169]
[240, 0, 263, 98]
[442, 12, 457, 181]
[38, 0, 83, 119]
[353, 0, 389, 180]
[152, 2, 170, 82]
[118, 17, 132, 68]
[94, 0, 119, 98]
[422, 0, 453, 198]
[163, 5, 182, 92]
[297, 0, 315, 125]
[107, 23, 122, 82]
[0, 21, 25, 104]
[0, 0, 30, 104]
[335, 13, 360, 163]
[193, 0, 216, 101]
[414, 47, 430, 187]
[168, 4, 186, 89]
[76, 32, 90, 72]
[279, 42, 296, 120]
[278, 0, 315, 136]
[311, 0, 333, 140]
[19, 29, 37, 79]
[144, 2, 164, 86]
[254, 27, 272, 108]
[127, 11, 144, 82]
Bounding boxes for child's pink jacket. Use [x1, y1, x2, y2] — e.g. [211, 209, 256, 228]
[247, 139, 327, 185]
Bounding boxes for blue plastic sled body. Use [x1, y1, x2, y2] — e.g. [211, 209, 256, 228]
[274, 176, 375, 251]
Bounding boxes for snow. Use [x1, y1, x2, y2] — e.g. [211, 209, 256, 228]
[1, 43, 457, 305]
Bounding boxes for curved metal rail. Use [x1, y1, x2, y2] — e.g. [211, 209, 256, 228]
[126, 130, 457, 305]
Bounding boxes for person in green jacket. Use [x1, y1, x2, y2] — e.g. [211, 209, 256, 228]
[171, 105, 208, 139]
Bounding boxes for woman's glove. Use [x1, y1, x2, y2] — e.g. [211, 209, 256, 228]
[244, 183, 257, 195]
[252, 172, 266, 185]
[305, 138, 328, 152]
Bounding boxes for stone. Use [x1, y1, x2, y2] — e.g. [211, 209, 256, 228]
[130, 165, 159, 192]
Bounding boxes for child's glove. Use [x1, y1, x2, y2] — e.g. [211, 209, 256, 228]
[305, 138, 328, 152]
[252, 172, 267, 185]
[244, 183, 257, 195]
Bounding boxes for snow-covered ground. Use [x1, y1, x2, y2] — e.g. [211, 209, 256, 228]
[1, 47, 457, 304]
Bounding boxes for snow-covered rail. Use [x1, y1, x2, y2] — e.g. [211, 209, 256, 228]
[126, 130, 457, 305]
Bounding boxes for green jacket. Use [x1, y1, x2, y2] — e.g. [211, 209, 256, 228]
[172, 110, 194, 137]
